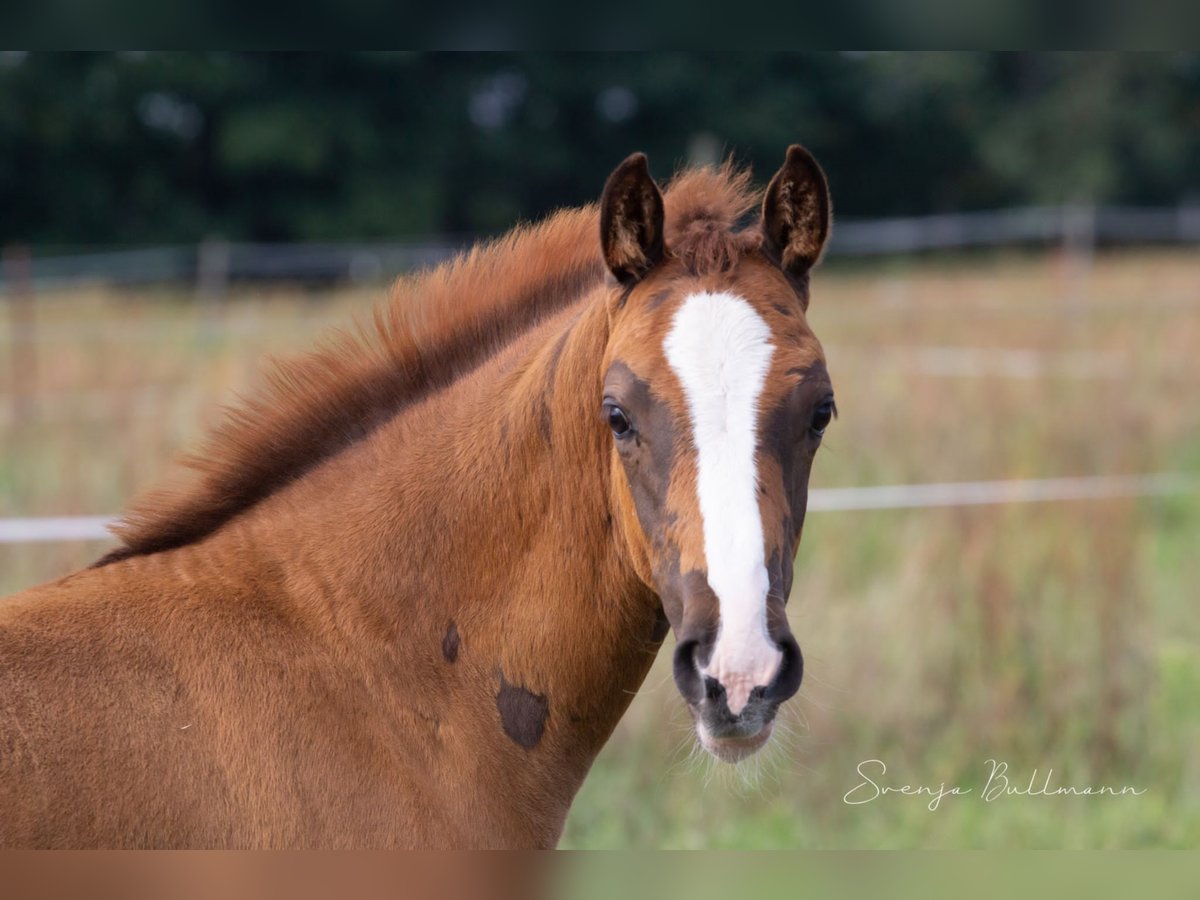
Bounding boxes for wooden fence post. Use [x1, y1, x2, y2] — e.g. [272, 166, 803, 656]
[1061, 203, 1096, 311]
[196, 237, 230, 336]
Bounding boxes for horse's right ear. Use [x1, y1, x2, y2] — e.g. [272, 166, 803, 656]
[761, 144, 831, 284]
[600, 153, 665, 287]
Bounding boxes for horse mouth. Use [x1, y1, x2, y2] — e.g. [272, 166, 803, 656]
[697, 719, 774, 763]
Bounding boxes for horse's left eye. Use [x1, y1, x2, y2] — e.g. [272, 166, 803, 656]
[606, 404, 633, 437]
[810, 400, 835, 436]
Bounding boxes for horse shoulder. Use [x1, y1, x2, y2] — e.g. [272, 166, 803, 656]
[0, 560, 289, 846]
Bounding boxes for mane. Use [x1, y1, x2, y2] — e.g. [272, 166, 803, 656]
[663, 161, 759, 274]
[97, 160, 761, 564]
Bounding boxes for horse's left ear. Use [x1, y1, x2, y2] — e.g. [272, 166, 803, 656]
[761, 144, 831, 283]
[600, 152, 665, 287]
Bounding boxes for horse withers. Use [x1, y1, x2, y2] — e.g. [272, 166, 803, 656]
[0, 146, 834, 847]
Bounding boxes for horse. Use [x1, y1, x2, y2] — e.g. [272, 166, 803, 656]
[0, 145, 835, 848]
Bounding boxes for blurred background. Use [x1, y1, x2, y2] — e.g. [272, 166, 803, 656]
[1, 52, 1198, 848]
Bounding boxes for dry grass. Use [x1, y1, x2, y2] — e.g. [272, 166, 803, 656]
[2, 248, 1198, 847]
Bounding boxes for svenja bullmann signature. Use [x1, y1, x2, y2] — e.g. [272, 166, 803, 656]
[843, 759, 1148, 812]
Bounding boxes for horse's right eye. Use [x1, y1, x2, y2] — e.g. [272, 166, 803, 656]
[810, 399, 836, 436]
[606, 404, 633, 437]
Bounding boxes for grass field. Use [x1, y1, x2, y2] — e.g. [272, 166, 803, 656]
[3, 249, 1198, 848]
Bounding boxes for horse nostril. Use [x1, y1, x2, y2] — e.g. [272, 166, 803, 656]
[764, 634, 804, 704]
[672, 639, 705, 705]
[703, 676, 724, 704]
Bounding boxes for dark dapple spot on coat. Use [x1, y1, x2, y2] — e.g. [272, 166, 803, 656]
[497, 675, 549, 750]
[442, 622, 460, 663]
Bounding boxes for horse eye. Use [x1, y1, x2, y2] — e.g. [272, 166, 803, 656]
[810, 400, 835, 436]
[606, 404, 632, 437]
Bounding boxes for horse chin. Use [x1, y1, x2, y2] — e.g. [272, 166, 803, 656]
[695, 718, 774, 763]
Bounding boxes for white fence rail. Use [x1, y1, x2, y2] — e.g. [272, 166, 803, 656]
[2, 473, 1194, 545]
[830, 204, 1200, 255]
[3, 204, 1199, 293]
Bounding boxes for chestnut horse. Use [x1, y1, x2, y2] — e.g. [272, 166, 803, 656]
[0, 146, 835, 848]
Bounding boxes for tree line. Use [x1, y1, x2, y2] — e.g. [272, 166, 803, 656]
[1, 52, 1197, 247]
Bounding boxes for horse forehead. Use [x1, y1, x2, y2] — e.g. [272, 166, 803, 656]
[612, 277, 816, 387]
[663, 289, 775, 369]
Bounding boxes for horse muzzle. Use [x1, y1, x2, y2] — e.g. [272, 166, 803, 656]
[672, 630, 803, 761]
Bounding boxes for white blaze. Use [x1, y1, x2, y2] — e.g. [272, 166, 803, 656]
[663, 291, 780, 715]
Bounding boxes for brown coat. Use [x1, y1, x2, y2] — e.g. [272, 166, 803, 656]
[0, 150, 833, 848]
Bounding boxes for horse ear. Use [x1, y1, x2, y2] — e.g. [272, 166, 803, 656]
[600, 152, 665, 287]
[761, 144, 831, 281]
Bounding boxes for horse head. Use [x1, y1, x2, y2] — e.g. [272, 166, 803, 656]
[598, 146, 834, 762]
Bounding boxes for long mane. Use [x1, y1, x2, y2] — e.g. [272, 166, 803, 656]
[97, 161, 758, 565]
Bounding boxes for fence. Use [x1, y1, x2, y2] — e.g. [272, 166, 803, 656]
[2, 204, 1199, 294]
[3, 204, 1198, 545]
[3, 473, 1196, 545]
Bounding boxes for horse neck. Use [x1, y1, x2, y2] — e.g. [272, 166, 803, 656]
[246, 290, 663, 830]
